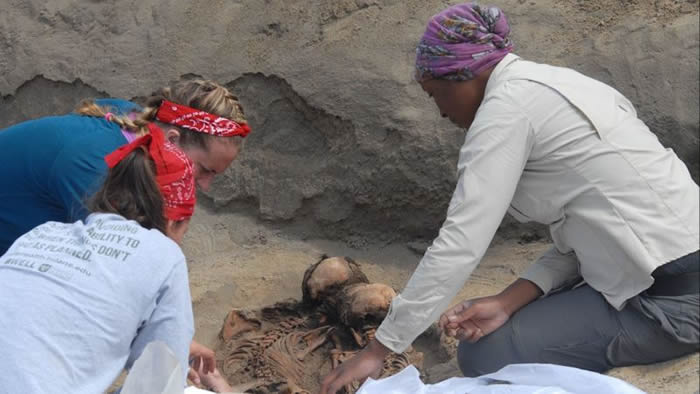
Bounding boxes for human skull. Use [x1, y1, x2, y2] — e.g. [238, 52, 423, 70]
[302, 255, 368, 304]
[336, 283, 396, 328]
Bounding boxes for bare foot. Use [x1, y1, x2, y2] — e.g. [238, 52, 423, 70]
[199, 368, 233, 393]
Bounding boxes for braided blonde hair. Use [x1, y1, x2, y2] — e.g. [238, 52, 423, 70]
[74, 100, 150, 134]
[75, 80, 248, 149]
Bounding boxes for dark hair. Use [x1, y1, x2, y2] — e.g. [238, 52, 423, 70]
[88, 148, 166, 233]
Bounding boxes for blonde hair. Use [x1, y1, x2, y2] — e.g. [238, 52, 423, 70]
[75, 101, 150, 134]
[75, 79, 248, 149]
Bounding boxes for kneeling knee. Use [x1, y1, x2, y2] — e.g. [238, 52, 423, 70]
[457, 336, 511, 377]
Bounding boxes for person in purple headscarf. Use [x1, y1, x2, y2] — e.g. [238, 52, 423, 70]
[320, 3, 698, 393]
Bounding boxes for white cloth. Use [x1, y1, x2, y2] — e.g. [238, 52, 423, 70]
[184, 387, 218, 394]
[122, 341, 184, 394]
[356, 364, 645, 394]
[376, 54, 700, 353]
[0, 213, 194, 394]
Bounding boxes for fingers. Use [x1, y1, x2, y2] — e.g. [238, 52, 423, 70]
[444, 301, 473, 325]
[447, 300, 478, 326]
[187, 367, 201, 386]
[369, 366, 382, 380]
[325, 378, 344, 394]
[203, 353, 216, 374]
[443, 303, 472, 338]
[191, 356, 201, 372]
[445, 325, 459, 338]
[189, 341, 217, 374]
[320, 346, 386, 394]
[455, 320, 484, 343]
[319, 358, 367, 394]
[438, 313, 449, 332]
[444, 302, 466, 321]
[319, 366, 342, 394]
[440, 301, 468, 332]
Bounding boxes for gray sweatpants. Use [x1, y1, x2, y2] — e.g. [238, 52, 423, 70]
[457, 252, 700, 376]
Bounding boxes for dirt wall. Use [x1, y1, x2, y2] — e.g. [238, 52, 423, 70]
[1, 0, 698, 240]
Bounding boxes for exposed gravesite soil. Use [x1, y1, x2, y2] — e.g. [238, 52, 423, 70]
[183, 207, 699, 394]
[1, 0, 698, 393]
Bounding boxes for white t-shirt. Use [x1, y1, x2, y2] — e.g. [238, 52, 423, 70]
[0, 213, 194, 394]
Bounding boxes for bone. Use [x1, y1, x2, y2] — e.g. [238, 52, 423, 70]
[330, 332, 342, 369]
[336, 283, 396, 328]
[217, 259, 425, 394]
[297, 326, 333, 361]
[228, 378, 266, 393]
[350, 327, 366, 348]
[301, 325, 327, 345]
[328, 333, 355, 394]
[219, 309, 262, 342]
[302, 256, 369, 305]
[264, 330, 307, 384]
[279, 380, 311, 394]
[363, 326, 377, 343]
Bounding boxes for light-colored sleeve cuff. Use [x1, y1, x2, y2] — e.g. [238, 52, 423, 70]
[519, 247, 580, 296]
[374, 318, 412, 354]
[520, 263, 557, 295]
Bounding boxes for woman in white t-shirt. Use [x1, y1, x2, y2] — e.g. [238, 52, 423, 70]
[0, 126, 200, 393]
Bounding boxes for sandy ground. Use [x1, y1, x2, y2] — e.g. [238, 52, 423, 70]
[180, 205, 699, 394]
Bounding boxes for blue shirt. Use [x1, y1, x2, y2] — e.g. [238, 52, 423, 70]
[0, 99, 141, 255]
[0, 213, 194, 393]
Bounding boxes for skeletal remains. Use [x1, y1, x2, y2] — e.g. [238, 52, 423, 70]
[215, 255, 423, 393]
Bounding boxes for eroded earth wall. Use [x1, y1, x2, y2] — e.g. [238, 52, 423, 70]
[1, 0, 698, 240]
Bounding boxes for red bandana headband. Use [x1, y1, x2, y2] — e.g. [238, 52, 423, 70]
[155, 99, 251, 137]
[104, 124, 196, 221]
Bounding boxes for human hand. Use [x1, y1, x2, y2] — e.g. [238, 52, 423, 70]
[438, 296, 510, 343]
[196, 365, 233, 393]
[319, 339, 390, 394]
[187, 340, 216, 386]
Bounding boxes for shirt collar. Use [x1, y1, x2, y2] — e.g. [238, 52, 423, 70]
[484, 53, 521, 96]
[85, 212, 128, 225]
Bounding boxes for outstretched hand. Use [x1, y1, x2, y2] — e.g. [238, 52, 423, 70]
[319, 339, 390, 394]
[439, 296, 510, 343]
[187, 340, 216, 387]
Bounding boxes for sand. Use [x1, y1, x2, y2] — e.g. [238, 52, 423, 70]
[1, 1, 696, 393]
[183, 206, 699, 394]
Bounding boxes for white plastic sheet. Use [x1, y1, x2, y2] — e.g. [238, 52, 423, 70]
[357, 364, 646, 394]
[121, 341, 184, 394]
[184, 387, 217, 394]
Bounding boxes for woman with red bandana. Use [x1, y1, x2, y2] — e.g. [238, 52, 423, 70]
[321, 3, 698, 392]
[0, 79, 250, 256]
[0, 79, 249, 385]
[0, 127, 198, 393]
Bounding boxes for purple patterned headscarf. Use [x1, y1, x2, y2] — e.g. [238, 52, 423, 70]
[415, 2, 514, 81]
